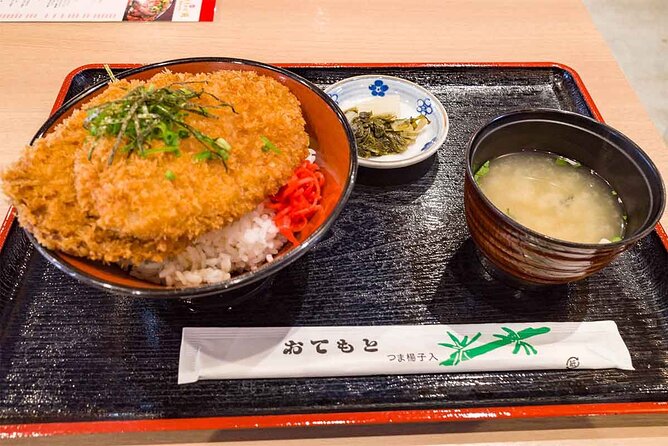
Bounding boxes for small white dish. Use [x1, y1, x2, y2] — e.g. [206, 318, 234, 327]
[324, 75, 448, 169]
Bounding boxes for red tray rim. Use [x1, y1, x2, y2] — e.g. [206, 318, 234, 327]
[1, 61, 667, 439]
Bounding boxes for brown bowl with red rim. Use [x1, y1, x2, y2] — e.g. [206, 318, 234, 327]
[465, 109, 665, 287]
[20, 57, 357, 298]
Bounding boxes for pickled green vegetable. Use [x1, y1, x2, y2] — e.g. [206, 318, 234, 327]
[345, 108, 429, 158]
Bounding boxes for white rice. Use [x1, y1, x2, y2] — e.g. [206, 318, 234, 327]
[130, 204, 286, 287]
[306, 147, 316, 163]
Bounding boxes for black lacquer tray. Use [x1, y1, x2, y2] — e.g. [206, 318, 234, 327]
[1, 63, 668, 437]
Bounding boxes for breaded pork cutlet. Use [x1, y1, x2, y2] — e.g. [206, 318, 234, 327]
[2, 116, 190, 264]
[2, 70, 309, 263]
[74, 71, 308, 241]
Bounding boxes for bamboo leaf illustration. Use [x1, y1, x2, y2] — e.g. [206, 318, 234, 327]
[438, 326, 551, 367]
[520, 327, 551, 337]
[441, 351, 461, 366]
[447, 332, 463, 347]
[517, 341, 537, 355]
[468, 332, 482, 345]
[501, 327, 519, 338]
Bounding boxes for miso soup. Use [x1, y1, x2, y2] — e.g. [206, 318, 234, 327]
[475, 151, 626, 244]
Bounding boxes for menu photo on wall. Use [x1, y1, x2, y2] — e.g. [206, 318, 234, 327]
[0, 0, 217, 22]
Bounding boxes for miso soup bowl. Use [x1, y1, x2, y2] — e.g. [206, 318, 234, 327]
[464, 109, 665, 286]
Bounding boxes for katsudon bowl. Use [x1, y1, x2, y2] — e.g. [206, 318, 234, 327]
[19, 58, 357, 298]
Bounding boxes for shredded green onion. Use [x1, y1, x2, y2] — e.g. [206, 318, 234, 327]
[555, 156, 581, 168]
[260, 135, 281, 154]
[84, 79, 236, 166]
[474, 160, 490, 183]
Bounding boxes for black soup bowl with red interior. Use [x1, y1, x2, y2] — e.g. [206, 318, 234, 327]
[464, 109, 665, 286]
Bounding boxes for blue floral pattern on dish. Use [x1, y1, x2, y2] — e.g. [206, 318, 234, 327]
[328, 93, 339, 104]
[416, 98, 433, 115]
[369, 79, 389, 97]
[421, 137, 437, 152]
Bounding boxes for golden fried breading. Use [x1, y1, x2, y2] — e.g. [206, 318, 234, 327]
[2, 70, 309, 263]
[74, 71, 308, 241]
[2, 120, 190, 264]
